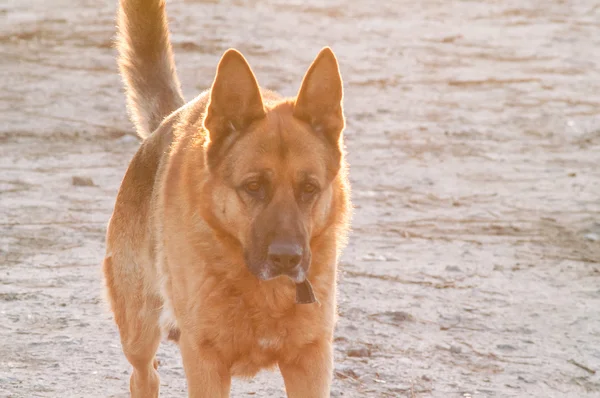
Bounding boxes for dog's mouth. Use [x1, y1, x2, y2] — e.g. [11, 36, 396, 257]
[246, 257, 316, 304]
[277, 266, 317, 304]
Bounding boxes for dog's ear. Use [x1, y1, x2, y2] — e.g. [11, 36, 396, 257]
[204, 49, 265, 141]
[293, 47, 345, 144]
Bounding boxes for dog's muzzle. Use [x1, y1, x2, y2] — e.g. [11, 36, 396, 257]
[267, 241, 316, 304]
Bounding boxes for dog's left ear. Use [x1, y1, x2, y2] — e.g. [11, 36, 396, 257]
[293, 47, 345, 145]
[204, 49, 265, 141]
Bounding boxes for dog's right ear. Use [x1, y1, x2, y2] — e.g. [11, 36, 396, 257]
[204, 49, 265, 144]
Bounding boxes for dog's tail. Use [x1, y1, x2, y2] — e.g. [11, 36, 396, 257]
[116, 0, 184, 139]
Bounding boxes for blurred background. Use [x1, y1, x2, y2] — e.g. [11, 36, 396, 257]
[1, 0, 599, 396]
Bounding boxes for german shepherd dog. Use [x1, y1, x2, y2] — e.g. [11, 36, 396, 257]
[103, 0, 351, 396]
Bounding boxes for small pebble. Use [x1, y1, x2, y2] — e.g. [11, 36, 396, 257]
[584, 233, 599, 242]
[116, 134, 138, 144]
[383, 311, 413, 322]
[445, 265, 461, 272]
[72, 176, 95, 186]
[496, 344, 517, 351]
[518, 375, 535, 384]
[335, 366, 360, 380]
[346, 347, 371, 358]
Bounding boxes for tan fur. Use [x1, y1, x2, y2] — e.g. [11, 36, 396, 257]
[104, 1, 351, 397]
[116, 0, 184, 137]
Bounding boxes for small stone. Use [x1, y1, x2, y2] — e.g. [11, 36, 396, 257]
[445, 265, 461, 272]
[584, 233, 599, 242]
[518, 375, 535, 384]
[116, 134, 138, 144]
[346, 347, 371, 358]
[335, 366, 360, 380]
[439, 315, 460, 330]
[361, 253, 386, 261]
[72, 176, 95, 186]
[496, 344, 517, 351]
[383, 311, 413, 322]
[450, 345, 462, 354]
[389, 385, 412, 393]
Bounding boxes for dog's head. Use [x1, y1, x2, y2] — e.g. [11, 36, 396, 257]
[202, 48, 345, 283]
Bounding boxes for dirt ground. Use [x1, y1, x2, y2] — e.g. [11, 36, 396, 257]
[1, 0, 600, 396]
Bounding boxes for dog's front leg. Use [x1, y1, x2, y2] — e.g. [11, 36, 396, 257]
[279, 340, 333, 398]
[179, 332, 231, 398]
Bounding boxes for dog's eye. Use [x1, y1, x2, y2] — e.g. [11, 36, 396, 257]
[303, 183, 318, 194]
[300, 183, 319, 202]
[245, 181, 262, 194]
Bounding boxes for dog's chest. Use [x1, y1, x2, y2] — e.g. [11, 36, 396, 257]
[228, 326, 287, 377]
[224, 301, 295, 376]
[257, 336, 280, 350]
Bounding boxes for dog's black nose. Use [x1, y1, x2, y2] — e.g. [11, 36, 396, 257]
[268, 242, 303, 272]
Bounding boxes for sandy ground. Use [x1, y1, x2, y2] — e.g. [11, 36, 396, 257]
[1, 0, 600, 396]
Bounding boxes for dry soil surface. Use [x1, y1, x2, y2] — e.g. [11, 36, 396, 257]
[1, 0, 600, 397]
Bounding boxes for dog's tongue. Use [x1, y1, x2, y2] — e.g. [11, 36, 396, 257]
[295, 280, 316, 304]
